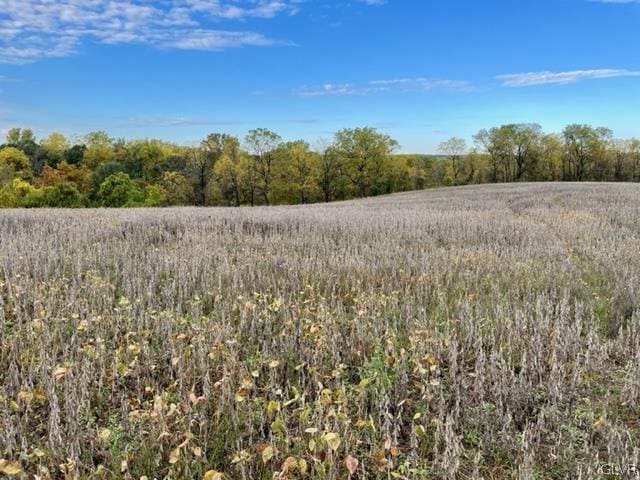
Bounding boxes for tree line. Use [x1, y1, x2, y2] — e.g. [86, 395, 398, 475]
[0, 123, 638, 208]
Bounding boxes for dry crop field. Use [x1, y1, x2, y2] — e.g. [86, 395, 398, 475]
[1, 182, 640, 479]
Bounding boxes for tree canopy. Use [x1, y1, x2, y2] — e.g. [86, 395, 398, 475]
[0, 122, 638, 208]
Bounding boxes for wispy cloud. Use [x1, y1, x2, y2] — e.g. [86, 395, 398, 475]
[125, 116, 241, 127]
[0, 0, 300, 63]
[294, 77, 473, 97]
[497, 69, 640, 87]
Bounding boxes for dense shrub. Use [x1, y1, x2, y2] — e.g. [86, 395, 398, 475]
[0, 178, 39, 207]
[97, 172, 144, 207]
[43, 182, 85, 208]
[143, 184, 167, 207]
[0, 146, 32, 184]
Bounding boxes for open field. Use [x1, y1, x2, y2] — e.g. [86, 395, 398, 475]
[1, 182, 640, 479]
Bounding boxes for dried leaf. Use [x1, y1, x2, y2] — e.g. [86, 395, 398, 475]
[281, 456, 298, 474]
[17, 390, 34, 403]
[54, 366, 69, 382]
[345, 455, 359, 475]
[169, 447, 181, 464]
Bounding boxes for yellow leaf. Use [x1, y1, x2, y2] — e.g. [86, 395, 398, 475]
[33, 388, 47, 402]
[261, 445, 275, 464]
[98, 428, 112, 442]
[203, 470, 223, 480]
[299, 458, 308, 475]
[267, 400, 280, 416]
[269, 298, 282, 312]
[323, 432, 341, 452]
[345, 455, 359, 475]
[17, 390, 34, 403]
[191, 446, 203, 457]
[592, 415, 606, 428]
[0, 460, 22, 475]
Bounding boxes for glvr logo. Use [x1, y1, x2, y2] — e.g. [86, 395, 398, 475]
[599, 464, 640, 478]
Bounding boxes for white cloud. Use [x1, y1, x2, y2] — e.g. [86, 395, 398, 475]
[497, 69, 640, 87]
[0, 0, 299, 63]
[295, 83, 385, 97]
[294, 77, 473, 97]
[125, 116, 240, 126]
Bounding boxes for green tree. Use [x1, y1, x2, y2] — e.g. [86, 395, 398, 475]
[5, 128, 38, 158]
[186, 133, 236, 205]
[317, 144, 346, 203]
[40, 132, 70, 167]
[97, 172, 144, 207]
[212, 136, 249, 206]
[630, 138, 640, 181]
[562, 124, 609, 181]
[126, 140, 165, 181]
[277, 140, 319, 204]
[438, 137, 467, 184]
[0, 146, 33, 185]
[143, 185, 167, 207]
[473, 124, 541, 183]
[245, 128, 282, 205]
[83, 131, 114, 169]
[64, 144, 87, 166]
[91, 162, 128, 194]
[333, 127, 398, 197]
[159, 171, 191, 205]
[538, 134, 563, 181]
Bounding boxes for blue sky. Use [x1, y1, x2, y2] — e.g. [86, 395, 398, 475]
[0, 0, 639, 153]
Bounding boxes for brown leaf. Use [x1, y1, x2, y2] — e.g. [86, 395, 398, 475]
[169, 447, 181, 464]
[345, 455, 359, 475]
